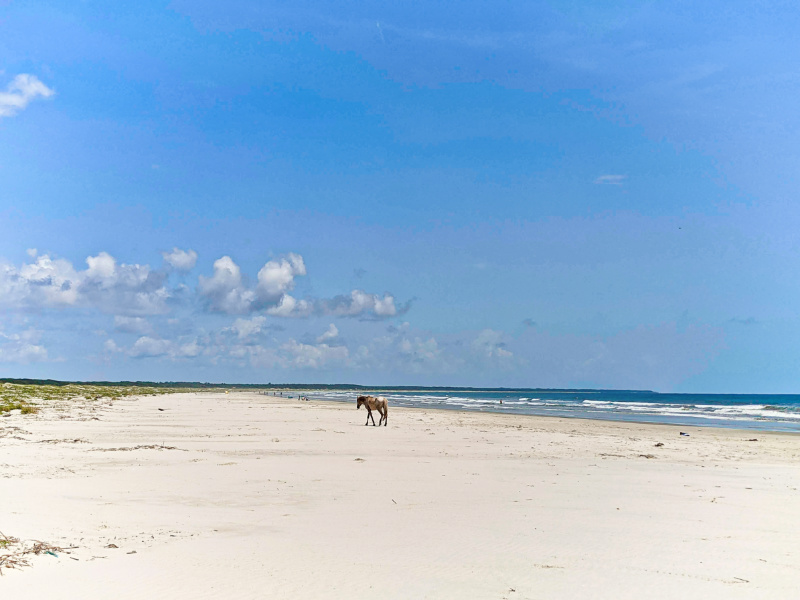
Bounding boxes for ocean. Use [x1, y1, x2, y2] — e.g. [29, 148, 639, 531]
[302, 389, 800, 432]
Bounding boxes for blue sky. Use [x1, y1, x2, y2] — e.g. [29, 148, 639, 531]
[1, 1, 799, 391]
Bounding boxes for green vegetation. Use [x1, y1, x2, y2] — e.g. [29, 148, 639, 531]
[0, 378, 652, 416]
[0, 398, 38, 415]
[0, 381, 199, 416]
[0, 377, 649, 394]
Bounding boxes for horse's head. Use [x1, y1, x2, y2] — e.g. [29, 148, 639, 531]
[356, 396, 365, 409]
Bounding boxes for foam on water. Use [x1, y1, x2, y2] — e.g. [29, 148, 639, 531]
[304, 389, 800, 432]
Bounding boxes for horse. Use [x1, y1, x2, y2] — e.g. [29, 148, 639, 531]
[356, 395, 388, 427]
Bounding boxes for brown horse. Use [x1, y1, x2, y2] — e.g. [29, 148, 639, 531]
[356, 395, 388, 426]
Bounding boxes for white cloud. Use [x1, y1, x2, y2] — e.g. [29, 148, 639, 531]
[0, 328, 48, 364]
[114, 316, 153, 335]
[129, 336, 173, 358]
[123, 334, 207, 360]
[85, 251, 116, 280]
[104, 339, 122, 353]
[228, 316, 268, 339]
[266, 294, 313, 318]
[0, 74, 54, 118]
[197, 254, 308, 314]
[15, 254, 81, 306]
[197, 256, 255, 314]
[316, 323, 339, 344]
[399, 336, 442, 363]
[81, 253, 170, 315]
[162, 248, 198, 271]
[177, 340, 202, 357]
[0, 252, 172, 315]
[198, 253, 316, 316]
[196, 254, 406, 319]
[593, 174, 627, 185]
[257, 253, 305, 300]
[281, 339, 349, 369]
[321, 290, 400, 319]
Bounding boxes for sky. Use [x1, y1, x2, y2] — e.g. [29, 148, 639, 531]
[1, 1, 799, 392]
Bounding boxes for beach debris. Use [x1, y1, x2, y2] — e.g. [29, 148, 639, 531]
[354, 457, 365, 462]
[747, 438, 758, 442]
[106, 543, 118, 549]
[0, 532, 67, 574]
[679, 432, 690, 436]
[127, 550, 137, 554]
[654, 442, 664, 447]
[639, 454, 656, 459]
[91, 444, 181, 452]
[158, 408, 165, 411]
[392, 499, 397, 504]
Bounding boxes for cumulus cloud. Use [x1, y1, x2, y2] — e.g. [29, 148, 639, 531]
[227, 316, 268, 340]
[80, 252, 170, 315]
[0, 251, 172, 315]
[257, 253, 305, 300]
[320, 290, 403, 319]
[1, 250, 408, 325]
[162, 248, 198, 271]
[197, 254, 310, 314]
[594, 174, 627, 185]
[197, 256, 256, 314]
[266, 294, 314, 318]
[316, 323, 339, 344]
[129, 336, 173, 358]
[197, 254, 403, 320]
[0, 74, 54, 118]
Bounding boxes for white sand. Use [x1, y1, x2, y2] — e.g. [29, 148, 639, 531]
[2, 391, 800, 599]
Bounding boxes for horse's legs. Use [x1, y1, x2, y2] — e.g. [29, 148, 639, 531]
[366, 408, 376, 426]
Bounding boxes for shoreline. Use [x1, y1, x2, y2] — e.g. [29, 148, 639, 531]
[303, 393, 800, 434]
[3, 391, 800, 598]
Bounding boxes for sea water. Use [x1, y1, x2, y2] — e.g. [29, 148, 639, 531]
[304, 389, 800, 432]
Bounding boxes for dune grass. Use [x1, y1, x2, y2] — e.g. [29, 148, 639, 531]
[0, 382, 196, 416]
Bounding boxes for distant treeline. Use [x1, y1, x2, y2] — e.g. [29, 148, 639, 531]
[0, 378, 649, 393]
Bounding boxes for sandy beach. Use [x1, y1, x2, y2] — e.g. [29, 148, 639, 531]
[2, 391, 800, 598]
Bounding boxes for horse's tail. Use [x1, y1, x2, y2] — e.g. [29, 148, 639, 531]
[384, 398, 389, 425]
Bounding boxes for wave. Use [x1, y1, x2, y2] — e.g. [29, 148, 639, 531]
[300, 390, 800, 430]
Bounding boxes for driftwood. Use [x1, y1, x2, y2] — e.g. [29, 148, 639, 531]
[0, 532, 70, 575]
